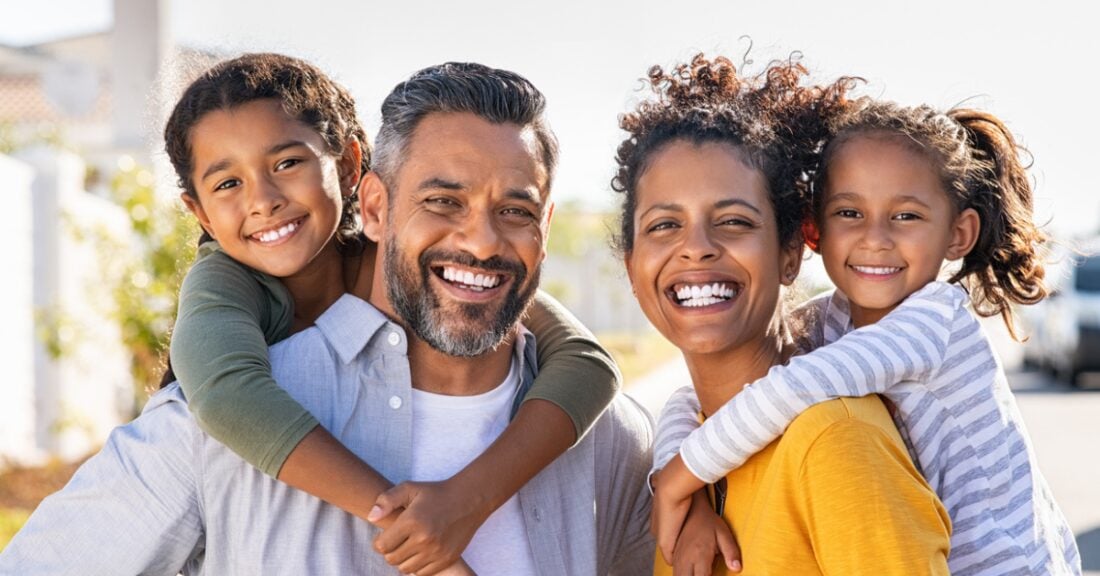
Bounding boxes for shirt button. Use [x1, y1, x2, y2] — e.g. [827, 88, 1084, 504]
[389, 395, 403, 410]
[387, 332, 401, 346]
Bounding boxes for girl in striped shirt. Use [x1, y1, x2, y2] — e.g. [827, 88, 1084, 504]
[651, 99, 1080, 575]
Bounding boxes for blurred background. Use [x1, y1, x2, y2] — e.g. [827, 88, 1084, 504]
[1, 0, 1097, 569]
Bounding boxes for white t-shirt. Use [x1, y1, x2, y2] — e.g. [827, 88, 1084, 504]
[410, 358, 537, 576]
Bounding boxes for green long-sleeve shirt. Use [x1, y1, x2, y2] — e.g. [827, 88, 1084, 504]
[170, 242, 621, 477]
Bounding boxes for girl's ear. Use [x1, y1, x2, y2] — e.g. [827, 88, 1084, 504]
[946, 207, 981, 260]
[338, 140, 363, 196]
[359, 171, 387, 243]
[180, 193, 216, 240]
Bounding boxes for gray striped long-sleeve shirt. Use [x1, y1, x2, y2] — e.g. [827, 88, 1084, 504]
[653, 281, 1080, 576]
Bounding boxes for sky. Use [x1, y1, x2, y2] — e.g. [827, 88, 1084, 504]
[3, 0, 1098, 238]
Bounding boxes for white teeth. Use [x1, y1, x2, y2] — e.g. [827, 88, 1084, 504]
[442, 266, 501, 289]
[853, 265, 901, 275]
[674, 282, 737, 307]
[254, 220, 299, 243]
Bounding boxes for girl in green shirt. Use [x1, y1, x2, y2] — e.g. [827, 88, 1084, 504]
[163, 53, 621, 576]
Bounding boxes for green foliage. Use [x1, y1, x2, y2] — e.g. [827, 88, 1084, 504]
[546, 202, 612, 259]
[107, 162, 199, 402]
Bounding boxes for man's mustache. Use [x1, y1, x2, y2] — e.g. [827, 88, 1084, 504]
[418, 248, 527, 278]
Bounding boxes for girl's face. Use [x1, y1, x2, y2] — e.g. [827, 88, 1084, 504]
[626, 140, 800, 357]
[818, 133, 978, 326]
[182, 99, 357, 278]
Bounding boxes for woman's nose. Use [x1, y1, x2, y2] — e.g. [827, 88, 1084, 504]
[679, 225, 719, 261]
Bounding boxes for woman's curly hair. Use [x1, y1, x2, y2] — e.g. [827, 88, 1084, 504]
[815, 99, 1047, 339]
[611, 53, 854, 254]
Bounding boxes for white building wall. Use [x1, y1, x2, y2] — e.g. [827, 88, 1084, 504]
[12, 147, 134, 464]
[0, 154, 38, 464]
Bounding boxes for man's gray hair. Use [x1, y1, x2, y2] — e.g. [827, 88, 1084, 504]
[373, 62, 559, 188]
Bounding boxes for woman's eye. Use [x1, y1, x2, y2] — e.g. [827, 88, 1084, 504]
[646, 221, 678, 233]
[718, 217, 752, 228]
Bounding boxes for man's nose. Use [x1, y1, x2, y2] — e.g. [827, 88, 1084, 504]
[453, 209, 504, 261]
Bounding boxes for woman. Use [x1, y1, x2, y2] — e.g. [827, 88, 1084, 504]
[613, 54, 952, 575]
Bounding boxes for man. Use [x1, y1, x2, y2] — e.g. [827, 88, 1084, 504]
[0, 63, 654, 575]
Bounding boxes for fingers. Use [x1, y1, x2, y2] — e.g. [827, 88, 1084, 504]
[370, 483, 414, 524]
[715, 525, 742, 572]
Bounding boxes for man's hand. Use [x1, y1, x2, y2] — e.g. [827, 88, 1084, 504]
[368, 479, 490, 576]
[670, 489, 741, 575]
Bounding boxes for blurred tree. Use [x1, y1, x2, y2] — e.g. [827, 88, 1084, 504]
[106, 162, 198, 406]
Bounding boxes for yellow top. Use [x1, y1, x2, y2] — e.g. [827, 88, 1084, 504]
[655, 396, 951, 576]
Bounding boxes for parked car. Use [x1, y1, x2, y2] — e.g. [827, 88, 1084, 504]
[1021, 240, 1100, 387]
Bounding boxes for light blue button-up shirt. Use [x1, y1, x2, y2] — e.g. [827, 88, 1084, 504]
[0, 294, 655, 575]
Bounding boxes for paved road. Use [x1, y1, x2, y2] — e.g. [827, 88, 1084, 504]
[627, 361, 1100, 574]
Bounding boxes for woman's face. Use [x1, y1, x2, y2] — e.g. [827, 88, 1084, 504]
[626, 140, 800, 356]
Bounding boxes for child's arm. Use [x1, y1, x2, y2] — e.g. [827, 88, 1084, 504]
[370, 290, 621, 574]
[171, 251, 393, 523]
[652, 282, 963, 553]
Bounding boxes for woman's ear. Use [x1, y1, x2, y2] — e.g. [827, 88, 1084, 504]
[359, 171, 387, 243]
[780, 236, 804, 286]
[946, 208, 981, 260]
[338, 140, 363, 196]
[180, 193, 216, 240]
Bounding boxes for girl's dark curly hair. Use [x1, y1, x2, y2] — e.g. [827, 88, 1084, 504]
[164, 52, 370, 255]
[815, 100, 1047, 339]
[611, 53, 853, 254]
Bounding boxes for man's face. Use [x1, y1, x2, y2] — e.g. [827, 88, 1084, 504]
[368, 112, 553, 356]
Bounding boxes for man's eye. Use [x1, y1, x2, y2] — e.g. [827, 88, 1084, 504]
[502, 207, 536, 219]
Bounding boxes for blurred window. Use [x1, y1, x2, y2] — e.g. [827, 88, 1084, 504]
[1075, 257, 1100, 292]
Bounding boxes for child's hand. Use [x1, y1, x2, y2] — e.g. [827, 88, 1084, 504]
[368, 479, 489, 575]
[651, 455, 709, 563]
[651, 468, 693, 564]
[670, 490, 741, 575]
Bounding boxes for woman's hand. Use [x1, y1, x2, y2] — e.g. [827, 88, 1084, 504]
[368, 479, 489, 575]
[670, 490, 741, 575]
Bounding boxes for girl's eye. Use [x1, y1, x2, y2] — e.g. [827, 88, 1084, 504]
[275, 158, 302, 171]
[214, 178, 240, 192]
[834, 209, 861, 219]
[893, 212, 922, 221]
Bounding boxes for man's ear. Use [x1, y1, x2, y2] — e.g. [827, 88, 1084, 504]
[180, 193, 216, 240]
[359, 171, 387, 243]
[338, 139, 363, 197]
[946, 207, 981, 261]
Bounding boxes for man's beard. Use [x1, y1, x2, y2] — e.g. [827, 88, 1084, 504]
[384, 237, 538, 357]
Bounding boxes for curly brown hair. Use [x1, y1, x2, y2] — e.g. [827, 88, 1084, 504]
[164, 52, 371, 255]
[815, 100, 1047, 339]
[611, 53, 853, 255]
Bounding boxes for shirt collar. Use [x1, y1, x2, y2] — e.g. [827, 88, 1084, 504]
[313, 294, 393, 365]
